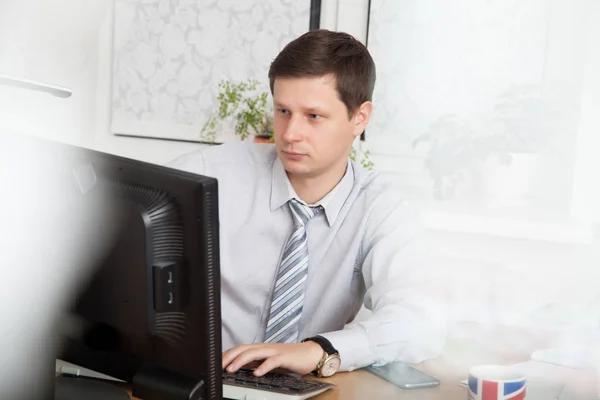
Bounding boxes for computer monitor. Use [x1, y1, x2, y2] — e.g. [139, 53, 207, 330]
[37, 140, 223, 400]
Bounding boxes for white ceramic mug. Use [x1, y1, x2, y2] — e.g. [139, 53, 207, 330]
[468, 365, 526, 400]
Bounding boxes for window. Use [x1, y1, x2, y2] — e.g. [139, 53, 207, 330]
[332, 0, 599, 240]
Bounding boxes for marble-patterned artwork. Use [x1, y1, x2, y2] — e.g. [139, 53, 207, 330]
[111, 0, 313, 143]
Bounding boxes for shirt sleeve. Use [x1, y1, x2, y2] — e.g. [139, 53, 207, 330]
[165, 149, 206, 174]
[320, 196, 447, 372]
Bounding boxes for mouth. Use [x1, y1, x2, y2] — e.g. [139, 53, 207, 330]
[282, 150, 307, 157]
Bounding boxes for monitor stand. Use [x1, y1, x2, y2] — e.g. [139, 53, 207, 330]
[55, 375, 130, 400]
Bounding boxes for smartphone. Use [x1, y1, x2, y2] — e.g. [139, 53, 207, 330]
[365, 361, 440, 389]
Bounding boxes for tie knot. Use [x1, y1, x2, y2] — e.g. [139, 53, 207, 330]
[288, 199, 322, 226]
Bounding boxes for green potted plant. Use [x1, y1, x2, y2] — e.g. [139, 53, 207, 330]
[200, 78, 274, 144]
[412, 114, 485, 200]
[350, 146, 375, 171]
[413, 84, 558, 203]
[201, 78, 375, 171]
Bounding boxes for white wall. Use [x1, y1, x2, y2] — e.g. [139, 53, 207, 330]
[0, 0, 204, 165]
[0, 0, 106, 147]
[320, 0, 370, 41]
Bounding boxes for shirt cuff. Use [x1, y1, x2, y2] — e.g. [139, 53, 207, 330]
[319, 328, 374, 372]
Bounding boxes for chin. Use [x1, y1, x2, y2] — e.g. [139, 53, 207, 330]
[281, 160, 311, 177]
[281, 162, 304, 174]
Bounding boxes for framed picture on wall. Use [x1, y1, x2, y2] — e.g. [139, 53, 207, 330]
[111, 0, 321, 144]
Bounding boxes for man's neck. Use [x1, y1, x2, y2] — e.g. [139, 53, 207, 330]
[288, 161, 348, 205]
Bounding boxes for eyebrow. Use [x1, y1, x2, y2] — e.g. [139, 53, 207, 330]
[274, 102, 326, 113]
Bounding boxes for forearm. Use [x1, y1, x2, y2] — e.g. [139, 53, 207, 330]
[320, 303, 447, 371]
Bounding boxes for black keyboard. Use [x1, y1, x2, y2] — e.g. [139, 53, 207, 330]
[223, 368, 333, 397]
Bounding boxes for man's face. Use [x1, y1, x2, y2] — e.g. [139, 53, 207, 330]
[272, 75, 370, 180]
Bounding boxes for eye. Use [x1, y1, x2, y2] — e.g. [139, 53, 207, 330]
[308, 113, 320, 120]
[276, 108, 289, 115]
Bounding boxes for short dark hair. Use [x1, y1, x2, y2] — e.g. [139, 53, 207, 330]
[268, 29, 376, 118]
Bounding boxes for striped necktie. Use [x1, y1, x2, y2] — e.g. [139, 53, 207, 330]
[264, 199, 322, 343]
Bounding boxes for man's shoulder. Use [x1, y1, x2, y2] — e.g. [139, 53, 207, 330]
[352, 161, 414, 218]
[203, 141, 277, 164]
[168, 141, 277, 173]
[353, 161, 404, 202]
[352, 163, 421, 238]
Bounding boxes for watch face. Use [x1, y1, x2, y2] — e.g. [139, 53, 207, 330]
[321, 355, 341, 377]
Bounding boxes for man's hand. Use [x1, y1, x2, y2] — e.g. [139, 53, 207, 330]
[222, 341, 324, 376]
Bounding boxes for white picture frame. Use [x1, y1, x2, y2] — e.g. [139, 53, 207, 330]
[111, 0, 320, 143]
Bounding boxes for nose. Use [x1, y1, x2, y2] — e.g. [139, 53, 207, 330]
[281, 115, 304, 143]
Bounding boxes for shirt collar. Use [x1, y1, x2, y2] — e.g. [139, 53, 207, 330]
[270, 156, 354, 227]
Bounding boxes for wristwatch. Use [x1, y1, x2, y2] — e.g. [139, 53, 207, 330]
[302, 336, 341, 377]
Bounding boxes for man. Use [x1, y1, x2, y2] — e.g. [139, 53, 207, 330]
[168, 29, 446, 378]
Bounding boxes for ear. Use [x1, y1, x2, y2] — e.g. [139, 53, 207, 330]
[352, 101, 373, 137]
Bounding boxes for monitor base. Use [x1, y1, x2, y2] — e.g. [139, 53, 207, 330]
[55, 376, 129, 400]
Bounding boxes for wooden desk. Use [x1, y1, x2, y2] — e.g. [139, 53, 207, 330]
[126, 365, 467, 399]
[312, 368, 466, 400]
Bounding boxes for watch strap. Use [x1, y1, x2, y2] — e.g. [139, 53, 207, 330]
[302, 335, 338, 355]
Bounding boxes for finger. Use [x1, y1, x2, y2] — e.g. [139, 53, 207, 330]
[253, 356, 284, 376]
[242, 361, 262, 370]
[227, 347, 278, 373]
[222, 345, 252, 369]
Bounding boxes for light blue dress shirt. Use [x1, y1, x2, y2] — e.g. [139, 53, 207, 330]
[167, 142, 446, 371]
